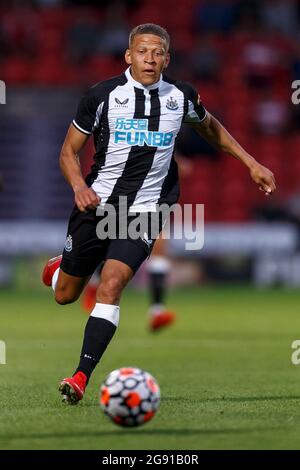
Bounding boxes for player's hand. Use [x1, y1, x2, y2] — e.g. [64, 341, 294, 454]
[249, 161, 276, 196]
[74, 184, 101, 212]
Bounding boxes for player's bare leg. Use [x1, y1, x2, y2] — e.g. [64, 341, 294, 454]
[81, 236, 176, 331]
[96, 259, 133, 304]
[147, 235, 176, 331]
[59, 259, 133, 404]
[42, 254, 91, 304]
[54, 269, 91, 305]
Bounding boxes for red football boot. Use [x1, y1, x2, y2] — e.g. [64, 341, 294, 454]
[59, 371, 87, 405]
[149, 307, 176, 332]
[42, 255, 62, 287]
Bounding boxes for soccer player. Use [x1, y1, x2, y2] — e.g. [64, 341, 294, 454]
[42, 23, 276, 404]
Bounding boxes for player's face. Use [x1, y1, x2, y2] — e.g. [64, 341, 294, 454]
[125, 34, 170, 86]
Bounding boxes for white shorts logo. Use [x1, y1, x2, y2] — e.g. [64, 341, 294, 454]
[65, 235, 73, 252]
[142, 232, 153, 248]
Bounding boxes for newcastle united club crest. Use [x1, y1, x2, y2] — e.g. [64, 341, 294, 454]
[64, 234, 73, 252]
[166, 97, 179, 110]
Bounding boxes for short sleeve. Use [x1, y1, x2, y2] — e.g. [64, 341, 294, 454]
[72, 92, 101, 135]
[183, 84, 207, 124]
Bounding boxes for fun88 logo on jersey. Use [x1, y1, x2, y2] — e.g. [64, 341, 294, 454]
[114, 118, 174, 147]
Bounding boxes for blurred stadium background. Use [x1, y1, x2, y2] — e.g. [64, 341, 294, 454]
[2, 0, 300, 451]
[1, 0, 300, 288]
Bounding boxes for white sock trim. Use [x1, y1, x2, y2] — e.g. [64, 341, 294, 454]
[90, 303, 120, 327]
[149, 304, 165, 317]
[51, 268, 60, 292]
[147, 256, 170, 274]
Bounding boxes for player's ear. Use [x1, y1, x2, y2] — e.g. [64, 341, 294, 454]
[164, 52, 170, 69]
[125, 49, 132, 65]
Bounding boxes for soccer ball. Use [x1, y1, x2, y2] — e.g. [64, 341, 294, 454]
[100, 367, 160, 427]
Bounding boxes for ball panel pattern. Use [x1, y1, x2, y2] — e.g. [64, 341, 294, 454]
[100, 367, 160, 427]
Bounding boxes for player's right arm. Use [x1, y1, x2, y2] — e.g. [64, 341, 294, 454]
[59, 124, 100, 212]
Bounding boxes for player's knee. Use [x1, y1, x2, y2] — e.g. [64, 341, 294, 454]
[98, 276, 128, 303]
[54, 288, 78, 305]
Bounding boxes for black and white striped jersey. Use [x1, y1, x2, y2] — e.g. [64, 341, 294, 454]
[73, 67, 207, 212]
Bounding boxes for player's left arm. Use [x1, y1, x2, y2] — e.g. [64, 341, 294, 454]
[191, 113, 276, 195]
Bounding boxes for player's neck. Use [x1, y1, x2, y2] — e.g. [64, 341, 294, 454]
[127, 67, 161, 89]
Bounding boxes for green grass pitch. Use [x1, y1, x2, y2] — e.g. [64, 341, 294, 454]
[1, 285, 300, 450]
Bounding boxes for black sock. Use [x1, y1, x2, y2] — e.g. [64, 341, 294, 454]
[74, 316, 117, 382]
[150, 272, 166, 305]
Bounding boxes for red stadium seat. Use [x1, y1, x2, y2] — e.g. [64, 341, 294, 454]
[219, 205, 250, 222]
[2, 58, 33, 84]
[130, 6, 164, 26]
[32, 58, 62, 85]
[83, 57, 124, 84]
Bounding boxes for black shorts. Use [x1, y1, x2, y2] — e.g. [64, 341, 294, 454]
[60, 206, 166, 278]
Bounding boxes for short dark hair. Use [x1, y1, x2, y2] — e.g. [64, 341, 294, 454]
[129, 23, 170, 50]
